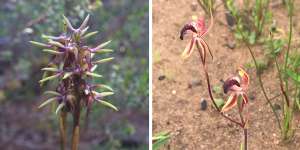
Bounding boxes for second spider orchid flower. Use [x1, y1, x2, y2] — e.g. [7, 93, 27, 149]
[179, 15, 213, 64]
[222, 68, 250, 112]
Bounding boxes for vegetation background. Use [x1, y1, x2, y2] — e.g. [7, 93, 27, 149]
[0, 0, 149, 149]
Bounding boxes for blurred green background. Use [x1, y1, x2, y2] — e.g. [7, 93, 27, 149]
[0, 0, 149, 149]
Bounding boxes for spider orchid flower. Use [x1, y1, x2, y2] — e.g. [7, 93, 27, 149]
[222, 68, 250, 112]
[179, 15, 213, 64]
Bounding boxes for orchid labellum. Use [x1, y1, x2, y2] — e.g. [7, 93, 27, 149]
[179, 14, 213, 64]
[222, 68, 250, 112]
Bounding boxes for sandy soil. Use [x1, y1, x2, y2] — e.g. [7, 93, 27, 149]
[152, 0, 300, 149]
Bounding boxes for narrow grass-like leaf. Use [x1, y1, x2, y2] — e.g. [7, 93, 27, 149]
[96, 99, 118, 111]
[85, 72, 102, 78]
[56, 103, 65, 114]
[44, 91, 61, 96]
[39, 74, 60, 83]
[29, 41, 48, 47]
[286, 69, 300, 84]
[153, 132, 171, 150]
[41, 67, 59, 72]
[43, 49, 63, 55]
[93, 57, 114, 64]
[83, 31, 98, 39]
[38, 97, 58, 109]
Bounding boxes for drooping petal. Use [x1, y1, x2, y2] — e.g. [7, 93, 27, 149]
[238, 68, 249, 89]
[196, 39, 206, 64]
[240, 93, 249, 112]
[181, 38, 196, 59]
[221, 94, 238, 112]
[199, 38, 213, 60]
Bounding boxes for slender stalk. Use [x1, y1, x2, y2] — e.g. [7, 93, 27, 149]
[59, 111, 67, 150]
[284, 0, 293, 84]
[196, 46, 244, 127]
[244, 129, 248, 150]
[275, 58, 290, 107]
[234, 18, 282, 130]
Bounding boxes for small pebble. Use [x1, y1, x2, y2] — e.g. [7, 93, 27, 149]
[172, 90, 176, 95]
[188, 79, 202, 88]
[200, 98, 207, 111]
[225, 12, 235, 27]
[191, 2, 197, 11]
[249, 94, 256, 100]
[226, 41, 236, 49]
[158, 75, 166, 81]
[274, 104, 281, 110]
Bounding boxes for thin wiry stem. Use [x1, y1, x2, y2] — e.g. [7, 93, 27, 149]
[234, 17, 282, 130]
[244, 129, 248, 150]
[196, 44, 244, 127]
[284, 0, 293, 92]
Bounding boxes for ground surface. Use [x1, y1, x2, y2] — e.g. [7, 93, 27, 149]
[153, 0, 300, 149]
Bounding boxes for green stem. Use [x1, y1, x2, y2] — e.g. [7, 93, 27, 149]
[284, 0, 293, 105]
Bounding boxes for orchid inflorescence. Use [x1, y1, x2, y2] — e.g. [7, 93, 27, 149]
[31, 14, 117, 113]
[30, 14, 117, 150]
[222, 68, 249, 113]
[179, 12, 250, 149]
[179, 14, 213, 64]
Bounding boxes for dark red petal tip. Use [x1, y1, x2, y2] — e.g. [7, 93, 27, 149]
[223, 77, 240, 94]
[180, 23, 197, 40]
